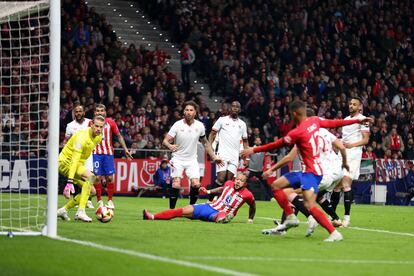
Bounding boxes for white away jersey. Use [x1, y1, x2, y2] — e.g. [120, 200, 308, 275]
[341, 113, 369, 157]
[318, 128, 342, 172]
[168, 119, 205, 161]
[212, 116, 247, 160]
[65, 118, 91, 138]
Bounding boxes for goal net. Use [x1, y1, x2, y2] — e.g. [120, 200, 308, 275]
[0, 1, 51, 235]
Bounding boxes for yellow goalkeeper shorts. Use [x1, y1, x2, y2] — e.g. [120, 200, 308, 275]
[58, 161, 86, 182]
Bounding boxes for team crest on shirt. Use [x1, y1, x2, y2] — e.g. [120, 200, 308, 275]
[224, 195, 232, 206]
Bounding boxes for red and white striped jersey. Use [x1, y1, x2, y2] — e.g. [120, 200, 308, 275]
[91, 118, 120, 155]
[208, 181, 254, 217]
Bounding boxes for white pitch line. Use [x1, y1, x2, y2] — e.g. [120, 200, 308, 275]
[52, 236, 257, 276]
[256, 216, 414, 237]
[347, 226, 414, 237]
[183, 256, 414, 265]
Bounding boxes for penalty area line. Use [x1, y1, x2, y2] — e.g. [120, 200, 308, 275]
[256, 217, 414, 237]
[52, 236, 257, 276]
[182, 256, 414, 265]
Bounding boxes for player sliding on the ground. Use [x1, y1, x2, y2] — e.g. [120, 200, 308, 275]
[241, 100, 373, 242]
[143, 173, 256, 223]
[57, 116, 105, 222]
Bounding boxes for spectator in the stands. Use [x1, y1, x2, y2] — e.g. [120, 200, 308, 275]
[180, 42, 195, 90]
[154, 160, 171, 199]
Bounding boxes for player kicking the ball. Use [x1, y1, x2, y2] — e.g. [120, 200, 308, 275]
[263, 126, 349, 236]
[241, 100, 373, 241]
[57, 116, 104, 222]
[163, 101, 223, 209]
[143, 173, 256, 223]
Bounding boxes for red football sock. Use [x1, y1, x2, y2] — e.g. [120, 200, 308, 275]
[94, 183, 102, 201]
[309, 207, 335, 234]
[272, 189, 294, 216]
[154, 208, 184, 220]
[106, 182, 114, 201]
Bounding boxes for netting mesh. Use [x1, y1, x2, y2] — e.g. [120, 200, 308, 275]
[0, 1, 50, 233]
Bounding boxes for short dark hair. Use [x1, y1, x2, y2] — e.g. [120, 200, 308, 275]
[161, 160, 168, 165]
[183, 101, 199, 113]
[289, 100, 307, 112]
[351, 96, 363, 105]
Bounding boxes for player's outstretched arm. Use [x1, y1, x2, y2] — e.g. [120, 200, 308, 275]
[116, 133, 133, 159]
[247, 201, 256, 224]
[199, 186, 224, 195]
[319, 117, 374, 129]
[241, 138, 286, 158]
[262, 146, 298, 179]
[333, 139, 349, 172]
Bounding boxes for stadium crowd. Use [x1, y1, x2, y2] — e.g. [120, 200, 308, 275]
[2, 0, 414, 161]
[139, 0, 414, 160]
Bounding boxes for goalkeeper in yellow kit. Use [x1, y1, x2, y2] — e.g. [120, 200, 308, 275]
[57, 116, 105, 222]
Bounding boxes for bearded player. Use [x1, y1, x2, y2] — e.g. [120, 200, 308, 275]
[331, 96, 370, 227]
[143, 173, 255, 223]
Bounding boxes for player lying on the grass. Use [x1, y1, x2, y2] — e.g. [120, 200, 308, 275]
[57, 116, 104, 222]
[263, 127, 349, 236]
[143, 173, 256, 223]
[241, 100, 373, 242]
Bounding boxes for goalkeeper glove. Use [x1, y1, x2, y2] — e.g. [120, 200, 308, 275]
[63, 179, 75, 199]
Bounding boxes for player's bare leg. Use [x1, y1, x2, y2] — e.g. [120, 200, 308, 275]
[302, 190, 342, 241]
[169, 177, 181, 209]
[144, 205, 195, 220]
[189, 178, 200, 205]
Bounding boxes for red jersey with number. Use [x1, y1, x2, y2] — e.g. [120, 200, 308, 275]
[208, 181, 255, 217]
[283, 116, 325, 175]
[90, 118, 119, 155]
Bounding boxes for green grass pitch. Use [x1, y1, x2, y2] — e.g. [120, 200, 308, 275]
[1, 197, 414, 276]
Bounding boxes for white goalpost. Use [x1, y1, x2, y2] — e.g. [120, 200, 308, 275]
[0, 0, 59, 237]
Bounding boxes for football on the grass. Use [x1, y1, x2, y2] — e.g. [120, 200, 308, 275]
[95, 206, 113, 223]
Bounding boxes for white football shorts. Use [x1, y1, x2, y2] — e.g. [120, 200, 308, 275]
[170, 158, 200, 179]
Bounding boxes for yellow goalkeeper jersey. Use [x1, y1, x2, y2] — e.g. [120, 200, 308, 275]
[59, 128, 102, 179]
